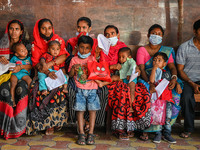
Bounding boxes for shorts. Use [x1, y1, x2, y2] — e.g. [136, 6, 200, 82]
[74, 88, 100, 111]
[12, 70, 30, 80]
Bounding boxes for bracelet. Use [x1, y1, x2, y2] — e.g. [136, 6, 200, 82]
[171, 75, 177, 80]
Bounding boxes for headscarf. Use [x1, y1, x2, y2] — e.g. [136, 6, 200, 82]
[31, 18, 69, 67]
[0, 19, 24, 60]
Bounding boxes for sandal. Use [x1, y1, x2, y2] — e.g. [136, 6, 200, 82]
[119, 133, 129, 140]
[180, 132, 191, 138]
[77, 134, 86, 145]
[86, 134, 95, 145]
[139, 132, 148, 141]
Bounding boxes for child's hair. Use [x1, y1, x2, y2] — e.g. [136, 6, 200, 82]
[104, 25, 119, 35]
[48, 40, 61, 48]
[78, 35, 93, 47]
[193, 19, 200, 31]
[118, 47, 132, 56]
[77, 17, 91, 27]
[11, 42, 23, 53]
[153, 52, 168, 62]
[148, 24, 164, 36]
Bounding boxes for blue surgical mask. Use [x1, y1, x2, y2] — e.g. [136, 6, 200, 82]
[76, 32, 89, 36]
[109, 36, 118, 46]
[155, 68, 163, 82]
[78, 51, 91, 59]
[149, 34, 162, 45]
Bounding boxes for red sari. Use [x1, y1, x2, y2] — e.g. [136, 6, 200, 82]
[105, 40, 151, 133]
[31, 19, 69, 67]
[100, 41, 126, 66]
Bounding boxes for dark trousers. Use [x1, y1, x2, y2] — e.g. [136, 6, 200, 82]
[181, 81, 200, 132]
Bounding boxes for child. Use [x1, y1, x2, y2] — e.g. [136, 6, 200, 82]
[68, 35, 100, 145]
[10, 42, 32, 107]
[149, 52, 182, 144]
[38, 40, 68, 96]
[96, 47, 140, 112]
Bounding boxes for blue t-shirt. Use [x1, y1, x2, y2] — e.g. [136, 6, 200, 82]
[10, 56, 32, 75]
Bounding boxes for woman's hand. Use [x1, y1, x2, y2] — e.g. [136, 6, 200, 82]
[176, 83, 182, 94]
[10, 65, 21, 73]
[110, 63, 121, 70]
[72, 46, 78, 55]
[48, 71, 57, 79]
[41, 62, 49, 72]
[149, 83, 156, 94]
[168, 78, 176, 90]
[0, 56, 9, 64]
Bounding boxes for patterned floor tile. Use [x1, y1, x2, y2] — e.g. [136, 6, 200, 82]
[28, 141, 56, 147]
[1, 145, 30, 150]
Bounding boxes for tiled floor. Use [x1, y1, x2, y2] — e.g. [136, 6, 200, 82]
[0, 123, 200, 150]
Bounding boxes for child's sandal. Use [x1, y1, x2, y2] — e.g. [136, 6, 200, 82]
[86, 134, 95, 145]
[77, 134, 86, 145]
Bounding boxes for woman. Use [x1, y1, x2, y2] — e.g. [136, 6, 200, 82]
[136, 24, 182, 142]
[0, 19, 31, 139]
[104, 25, 151, 140]
[26, 18, 69, 135]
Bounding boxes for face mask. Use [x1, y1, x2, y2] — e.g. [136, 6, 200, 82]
[109, 36, 118, 46]
[149, 34, 162, 45]
[78, 51, 91, 59]
[40, 32, 53, 41]
[76, 32, 89, 36]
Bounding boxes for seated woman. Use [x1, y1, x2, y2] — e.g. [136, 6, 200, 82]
[103, 25, 151, 140]
[0, 19, 31, 139]
[26, 18, 69, 135]
[136, 24, 182, 142]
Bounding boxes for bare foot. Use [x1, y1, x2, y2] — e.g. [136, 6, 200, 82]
[42, 90, 48, 96]
[128, 132, 134, 137]
[63, 84, 68, 93]
[45, 127, 54, 135]
[63, 88, 68, 93]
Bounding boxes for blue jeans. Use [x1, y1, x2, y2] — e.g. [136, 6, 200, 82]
[74, 88, 100, 111]
[156, 102, 172, 136]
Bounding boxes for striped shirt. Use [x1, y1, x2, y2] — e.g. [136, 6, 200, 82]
[176, 37, 200, 82]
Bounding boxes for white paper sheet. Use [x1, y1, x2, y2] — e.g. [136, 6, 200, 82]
[45, 69, 67, 91]
[0, 63, 16, 75]
[151, 78, 169, 100]
[97, 34, 111, 55]
[129, 66, 139, 83]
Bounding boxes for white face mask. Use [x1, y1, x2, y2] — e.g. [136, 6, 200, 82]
[76, 32, 89, 36]
[149, 34, 162, 45]
[109, 36, 118, 46]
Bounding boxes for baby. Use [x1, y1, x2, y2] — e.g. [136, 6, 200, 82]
[96, 47, 140, 112]
[38, 40, 68, 95]
[10, 42, 32, 107]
